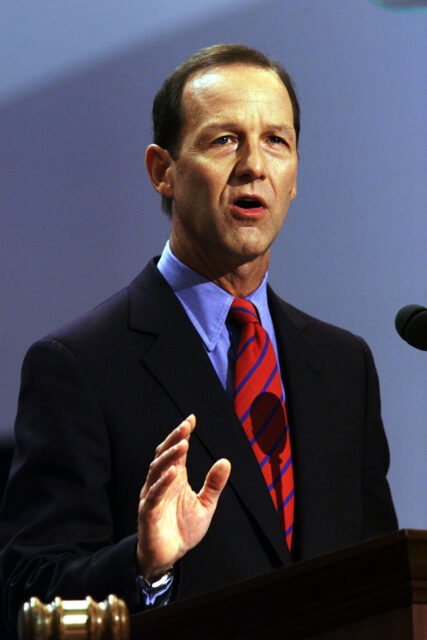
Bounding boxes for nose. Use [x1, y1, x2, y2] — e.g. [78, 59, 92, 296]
[234, 139, 266, 182]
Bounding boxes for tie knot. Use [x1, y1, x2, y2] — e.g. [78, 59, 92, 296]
[229, 298, 260, 327]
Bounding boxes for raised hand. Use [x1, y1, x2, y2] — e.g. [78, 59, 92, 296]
[136, 414, 231, 581]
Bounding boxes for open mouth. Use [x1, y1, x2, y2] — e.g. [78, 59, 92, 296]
[233, 198, 264, 209]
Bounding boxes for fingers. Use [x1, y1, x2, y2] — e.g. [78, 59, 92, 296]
[198, 458, 231, 510]
[141, 464, 178, 510]
[140, 415, 195, 499]
[155, 414, 195, 458]
[141, 439, 187, 499]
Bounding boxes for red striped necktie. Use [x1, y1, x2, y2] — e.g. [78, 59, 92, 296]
[229, 298, 294, 550]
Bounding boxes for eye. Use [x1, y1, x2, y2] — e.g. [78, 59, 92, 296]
[213, 135, 233, 145]
[269, 135, 286, 145]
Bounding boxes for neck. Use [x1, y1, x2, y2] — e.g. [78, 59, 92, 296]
[169, 237, 269, 298]
[212, 260, 268, 297]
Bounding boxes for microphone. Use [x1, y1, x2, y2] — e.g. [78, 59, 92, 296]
[395, 304, 427, 351]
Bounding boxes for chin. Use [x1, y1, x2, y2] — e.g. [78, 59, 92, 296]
[225, 243, 271, 268]
[232, 230, 273, 258]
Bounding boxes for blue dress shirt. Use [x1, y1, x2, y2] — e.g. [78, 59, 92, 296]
[157, 241, 286, 402]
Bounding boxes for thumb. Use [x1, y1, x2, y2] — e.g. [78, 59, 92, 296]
[198, 458, 231, 510]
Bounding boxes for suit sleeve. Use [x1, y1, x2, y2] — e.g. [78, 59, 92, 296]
[359, 338, 398, 537]
[0, 338, 144, 633]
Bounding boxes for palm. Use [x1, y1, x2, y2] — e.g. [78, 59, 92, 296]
[137, 415, 230, 580]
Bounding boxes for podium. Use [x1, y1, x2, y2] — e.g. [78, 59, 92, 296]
[130, 529, 427, 639]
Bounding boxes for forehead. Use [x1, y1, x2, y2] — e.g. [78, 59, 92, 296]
[181, 64, 294, 130]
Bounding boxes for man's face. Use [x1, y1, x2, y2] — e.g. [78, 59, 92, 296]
[167, 64, 298, 281]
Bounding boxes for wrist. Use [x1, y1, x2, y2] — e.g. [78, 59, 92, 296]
[137, 567, 174, 590]
[136, 545, 173, 583]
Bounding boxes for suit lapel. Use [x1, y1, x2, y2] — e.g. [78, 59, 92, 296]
[128, 262, 291, 565]
[268, 289, 342, 557]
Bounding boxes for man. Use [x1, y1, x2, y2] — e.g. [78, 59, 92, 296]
[0, 45, 397, 634]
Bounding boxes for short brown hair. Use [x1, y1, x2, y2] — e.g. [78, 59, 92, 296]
[152, 44, 300, 215]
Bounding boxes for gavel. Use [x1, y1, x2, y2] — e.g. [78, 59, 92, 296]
[18, 594, 129, 640]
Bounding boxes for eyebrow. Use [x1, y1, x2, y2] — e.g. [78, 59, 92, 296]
[201, 121, 296, 139]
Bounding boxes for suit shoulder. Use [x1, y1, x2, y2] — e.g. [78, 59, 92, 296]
[269, 289, 368, 351]
[44, 285, 130, 349]
[41, 259, 161, 349]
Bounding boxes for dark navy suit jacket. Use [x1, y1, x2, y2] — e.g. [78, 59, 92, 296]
[0, 260, 397, 632]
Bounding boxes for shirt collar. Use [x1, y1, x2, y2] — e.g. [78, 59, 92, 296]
[157, 241, 270, 351]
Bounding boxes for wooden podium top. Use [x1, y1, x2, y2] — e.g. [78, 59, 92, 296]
[130, 529, 427, 639]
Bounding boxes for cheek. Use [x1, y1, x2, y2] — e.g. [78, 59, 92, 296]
[177, 162, 208, 194]
[278, 166, 297, 198]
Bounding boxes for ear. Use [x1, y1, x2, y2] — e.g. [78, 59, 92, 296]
[291, 181, 297, 200]
[145, 144, 175, 198]
[291, 166, 297, 200]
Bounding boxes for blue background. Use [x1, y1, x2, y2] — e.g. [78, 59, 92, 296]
[1, 1, 425, 529]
